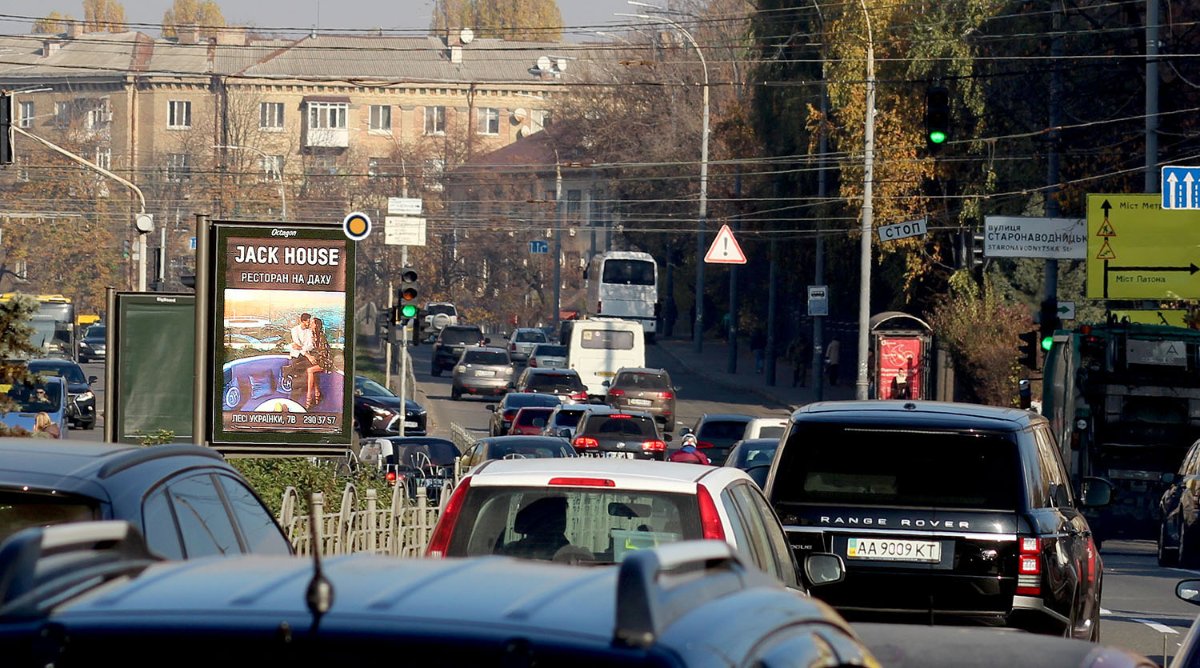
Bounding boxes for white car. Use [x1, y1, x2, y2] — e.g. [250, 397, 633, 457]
[506, 327, 548, 363]
[423, 302, 459, 337]
[527, 343, 568, 369]
[425, 458, 845, 594]
[742, 417, 789, 440]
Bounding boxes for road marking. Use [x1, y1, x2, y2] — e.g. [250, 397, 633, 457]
[1101, 608, 1112, 615]
[1169, 567, 1200, 576]
[1132, 618, 1179, 635]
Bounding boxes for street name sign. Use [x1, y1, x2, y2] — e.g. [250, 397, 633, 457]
[384, 216, 427, 246]
[807, 285, 828, 317]
[982, 216, 1086, 259]
[1086, 194, 1200, 299]
[387, 197, 423, 216]
[877, 218, 927, 242]
[704, 224, 747, 264]
[1162, 166, 1200, 210]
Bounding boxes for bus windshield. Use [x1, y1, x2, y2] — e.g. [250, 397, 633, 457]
[602, 260, 655, 286]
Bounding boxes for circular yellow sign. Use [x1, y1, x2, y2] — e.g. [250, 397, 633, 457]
[343, 211, 372, 240]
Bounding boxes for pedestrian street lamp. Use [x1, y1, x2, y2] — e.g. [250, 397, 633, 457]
[213, 144, 287, 220]
[619, 2, 710, 354]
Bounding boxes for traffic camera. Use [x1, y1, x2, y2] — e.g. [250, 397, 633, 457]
[925, 86, 950, 152]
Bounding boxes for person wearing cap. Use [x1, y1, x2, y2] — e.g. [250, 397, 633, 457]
[669, 433, 711, 465]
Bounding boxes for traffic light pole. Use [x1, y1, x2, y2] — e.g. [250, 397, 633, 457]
[398, 245, 409, 437]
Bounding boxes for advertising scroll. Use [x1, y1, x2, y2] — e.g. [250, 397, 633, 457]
[210, 223, 354, 448]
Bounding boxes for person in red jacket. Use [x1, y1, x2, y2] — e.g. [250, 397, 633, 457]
[669, 433, 711, 465]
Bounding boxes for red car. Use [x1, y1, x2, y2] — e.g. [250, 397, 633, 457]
[508, 406, 556, 436]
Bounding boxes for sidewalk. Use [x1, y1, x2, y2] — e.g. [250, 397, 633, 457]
[655, 334, 857, 411]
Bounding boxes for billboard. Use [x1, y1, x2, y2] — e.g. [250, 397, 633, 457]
[876, 336, 923, 400]
[208, 222, 354, 448]
[110, 293, 194, 444]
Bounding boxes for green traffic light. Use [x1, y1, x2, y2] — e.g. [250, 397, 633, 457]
[1040, 336, 1053, 352]
[928, 130, 947, 144]
[400, 304, 418, 318]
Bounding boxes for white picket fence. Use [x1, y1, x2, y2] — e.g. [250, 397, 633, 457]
[277, 422, 480, 556]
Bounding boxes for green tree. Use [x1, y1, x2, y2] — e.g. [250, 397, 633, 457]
[32, 11, 73, 33]
[161, 0, 226, 38]
[431, 0, 563, 41]
[83, 0, 125, 32]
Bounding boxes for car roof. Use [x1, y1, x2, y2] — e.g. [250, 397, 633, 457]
[27, 359, 80, 368]
[582, 405, 654, 418]
[0, 439, 227, 495]
[478, 435, 571, 445]
[525, 368, 577, 375]
[699, 413, 756, 423]
[462, 346, 508, 355]
[468, 457, 747, 491]
[615, 368, 668, 376]
[791, 400, 1040, 432]
[746, 417, 787, 425]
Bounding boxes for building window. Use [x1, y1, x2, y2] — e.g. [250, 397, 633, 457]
[166, 153, 191, 182]
[259, 102, 284, 129]
[308, 155, 337, 175]
[532, 109, 551, 130]
[424, 106, 445, 135]
[15, 155, 29, 182]
[168, 100, 191, 129]
[423, 158, 444, 191]
[54, 101, 70, 128]
[369, 105, 391, 133]
[307, 102, 347, 129]
[260, 154, 283, 181]
[94, 147, 111, 171]
[477, 107, 499, 135]
[18, 101, 33, 129]
[85, 99, 111, 130]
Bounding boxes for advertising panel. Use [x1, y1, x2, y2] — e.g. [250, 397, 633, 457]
[210, 223, 354, 447]
[112, 293, 194, 444]
[877, 336, 922, 400]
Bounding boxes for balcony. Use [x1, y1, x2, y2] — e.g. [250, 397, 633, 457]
[305, 127, 349, 148]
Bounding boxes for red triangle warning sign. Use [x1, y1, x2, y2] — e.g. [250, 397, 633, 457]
[1097, 219, 1116, 237]
[1095, 238, 1116, 260]
[705, 224, 747, 264]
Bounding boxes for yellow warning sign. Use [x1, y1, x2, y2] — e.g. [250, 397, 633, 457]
[1087, 194, 1200, 299]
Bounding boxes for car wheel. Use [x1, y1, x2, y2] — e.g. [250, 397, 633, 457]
[431, 365, 442, 377]
[1160, 521, 1180, 567]
[1182, 521, 1200, 569]
[84, 419, 96, 431]
[451, 388, 461, 401]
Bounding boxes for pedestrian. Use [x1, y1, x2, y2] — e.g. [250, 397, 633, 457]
[825, 337, 841, 386]
[751, 327, 767, 374]
[32, 412, 60, 439]
[669, 434, 711, 465]
[786, 336, 810, 387]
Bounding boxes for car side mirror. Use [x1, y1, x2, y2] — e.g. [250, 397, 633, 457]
[803, 553, 845, 587]
[1178, 579, 1200, 606]
[602, 380, 610, 388]
[664, 433, 673, 442]
[1080, 477, 1114, 508]
[486, 404, 496, 412]
[558, 428, 572, 438]
[88, 376, 98, 384]
[679, 427, 693, 437]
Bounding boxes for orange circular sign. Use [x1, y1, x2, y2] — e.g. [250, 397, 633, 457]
[343, 211, 372, 240]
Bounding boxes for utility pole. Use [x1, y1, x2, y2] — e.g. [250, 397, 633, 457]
[1145, 0, 1160, 193]
[813, 60, 829, 398]
[1044, 1, 1063, 321]
[553, 157, 563, 335]
[855, 0, 876, 401]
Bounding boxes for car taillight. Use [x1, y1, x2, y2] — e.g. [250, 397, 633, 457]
[697, 440, 715, 449]
[1016, 536, 1041, 595]
[529, 358, 538, 367]
[570, 391, 588, 401]
[510, 343, 518, 351]
[426, 477, 472, 558]
[696, 484, 725, 540]
[608, 388, 625, 397]
[573, 436, 599, 450]
[386, 470, 399, 485]
[504, 410, 517, 420]
[550, 477, 615, 487]
[641, 439, 666, 453]
[659, 391, 673, 400]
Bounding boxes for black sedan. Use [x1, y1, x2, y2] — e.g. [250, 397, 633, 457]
[78, 323, 106, 363]
[486, 392, 562, 436]
[353, 376, 427, 437]
[362, 436, 459, 503]
[27, 358, 97, 430]
[0, 438, 292, 557]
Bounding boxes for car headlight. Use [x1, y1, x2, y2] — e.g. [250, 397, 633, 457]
[455, 366, 466, 374]
[369, 405, 392, 417]
[77, 391, 94, 402]
[80, 342, 91, 350]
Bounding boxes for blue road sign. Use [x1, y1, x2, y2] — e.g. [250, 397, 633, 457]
[189, 236, 197, 250]
[1163, 166, 1200, 210]
[529, 240, 549, 254]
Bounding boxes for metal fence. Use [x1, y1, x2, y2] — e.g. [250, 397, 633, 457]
[278, 422, 478, 556]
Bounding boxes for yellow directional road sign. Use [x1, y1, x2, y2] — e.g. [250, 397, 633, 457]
[1086, 194, 1200, 299]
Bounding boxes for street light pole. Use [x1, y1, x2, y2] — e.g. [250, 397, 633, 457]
[622, 4, 709, 353]
[855, 0, 876, 400]
[213, 144, 287, 220]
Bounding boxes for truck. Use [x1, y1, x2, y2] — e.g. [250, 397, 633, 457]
[1041, 320, 1200, 544]
[0, 293, 77, 360]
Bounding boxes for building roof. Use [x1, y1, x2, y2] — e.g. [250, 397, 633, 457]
[0, 31, 141, 81]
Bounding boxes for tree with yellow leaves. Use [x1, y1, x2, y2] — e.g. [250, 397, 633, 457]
[161, 0, 226, 38]
[32, 11, 73, 34]
[83, 0, 125, 32]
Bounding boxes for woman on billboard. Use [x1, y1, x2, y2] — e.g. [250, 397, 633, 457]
[304, 317, 335, 409]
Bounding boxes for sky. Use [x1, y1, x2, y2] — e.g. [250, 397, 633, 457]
[0, 0, 637, 40]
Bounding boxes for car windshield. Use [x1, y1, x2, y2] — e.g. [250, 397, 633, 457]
[516, 331, 546, 343]
[584, 415, 657, 438]
[772, 424, 1021, 510]
[390, 442, 460, 468]
[698, 420, 752, 441]
[462, 351, 509, 365]
[483, 440, 574, 460]
[5, 381, 63, 412]
[84, 326, 106, 339]
[735, 442, 779, 468]
[614, 372, 669, 390]
[533, 344, 567, 357]
[526, 373, 584, 392]
[513, 408, 554, 427]
[503, 394, 562, 409]
[446, 486, 702, 562]
[0, 490, 99, 545]
[756, 426, 785, 438]
[427, 304, 456, 316]
[356, 378, 395, 398]
[551, 410, 586, 428]
[441, 329, 482, 346]
[602, 259, 655, 286]
[31, 364, 87, 384]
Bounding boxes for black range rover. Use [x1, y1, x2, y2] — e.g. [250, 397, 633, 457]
[764, 400, 1113, 640]
[430, 325, 485, 376]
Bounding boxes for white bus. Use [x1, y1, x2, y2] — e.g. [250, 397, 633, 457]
[584, 251, 659, 342]
[567, 318, 646, 399]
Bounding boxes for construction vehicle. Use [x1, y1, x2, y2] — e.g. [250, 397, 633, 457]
[1041, 320, 1200, 544]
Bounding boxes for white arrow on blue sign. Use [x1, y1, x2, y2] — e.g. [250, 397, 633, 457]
[529, 240, 549, 254]
[1163, 166, 1200, 210]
